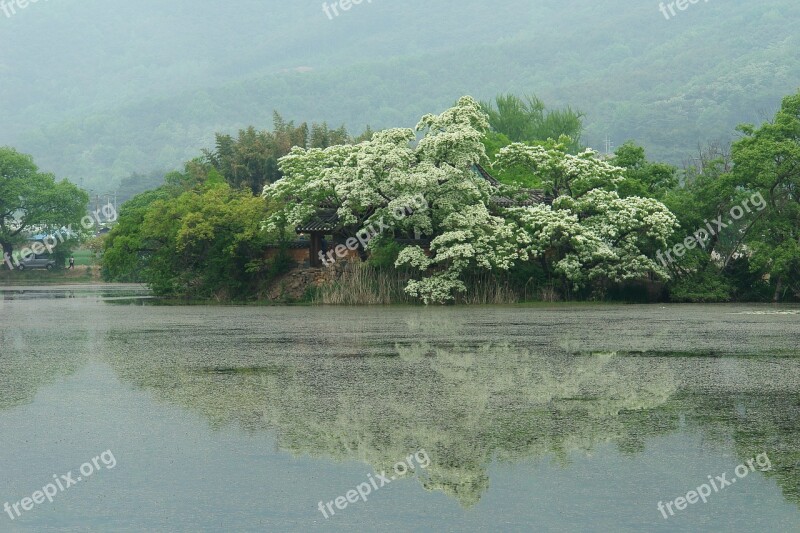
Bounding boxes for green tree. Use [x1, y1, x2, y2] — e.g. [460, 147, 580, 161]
[138, 184, 270, 298]
[309, 122, 350, 148]
[102, 187, 176, 282]
[203, 113, 353, 195]
[732, 91, 800, 301]
[649, 140, 780, 303]
[204, 126, 282, 195]
[612, 142, 678, 199]
[0, 147, 88, 260]
[480, 94, 584, 152]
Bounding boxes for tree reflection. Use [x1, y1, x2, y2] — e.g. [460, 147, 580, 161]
[679, 392, 800, 507]
[104, 332, 680, 507]
[0, 319, 90, 410]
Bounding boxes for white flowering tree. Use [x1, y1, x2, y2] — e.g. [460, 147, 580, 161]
[493, 141, 625, 198]
[264, 97, 513, 302]
[506, 191, 678, 292]
[263, 98, 678, 303]
[496, 142, 678, 293]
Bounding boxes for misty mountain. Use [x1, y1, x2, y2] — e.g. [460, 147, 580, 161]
[1, 0, 797, 190]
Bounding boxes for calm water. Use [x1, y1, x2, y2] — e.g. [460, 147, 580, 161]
[0, 286, 798, 532]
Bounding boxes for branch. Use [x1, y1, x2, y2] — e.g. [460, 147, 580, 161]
[721, 210, 766, 271]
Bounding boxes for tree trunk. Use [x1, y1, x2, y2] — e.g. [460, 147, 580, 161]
[773, 276, 783, 303]
[0, 240, 13, 267]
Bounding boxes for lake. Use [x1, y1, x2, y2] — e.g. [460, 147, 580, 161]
[1, 286, 798, 532]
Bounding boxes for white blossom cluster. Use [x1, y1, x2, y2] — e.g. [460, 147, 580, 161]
[508, 190, 678, 290]
[263, 97, 678, 304]
[494, 142, 625, 198]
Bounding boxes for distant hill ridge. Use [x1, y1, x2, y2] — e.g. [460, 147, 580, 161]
[0, 0, 797, 188]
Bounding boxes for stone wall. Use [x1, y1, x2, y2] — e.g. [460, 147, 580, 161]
[266, 260, 354, 302]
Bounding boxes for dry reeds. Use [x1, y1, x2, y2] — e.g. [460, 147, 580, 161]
[313, 263, 415, 305]
[314, 264, 530, 305]
[454, 272, 521, 305]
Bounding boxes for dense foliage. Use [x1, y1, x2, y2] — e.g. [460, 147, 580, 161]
[0, 147, 88, 263]
[265, 97, 677, 303]
[102, 154, 291, 298]
[102, 90, 800, 304]
[730, 93, 800, 301]
[202, 113, 361, 195]
[481, 94, 584, 152]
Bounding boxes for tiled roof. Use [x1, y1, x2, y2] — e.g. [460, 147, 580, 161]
[474, 163, 501, 186]
[264, 241, 311, 249]
[474, 164, 550, 207]
[295, 209, 340, 233]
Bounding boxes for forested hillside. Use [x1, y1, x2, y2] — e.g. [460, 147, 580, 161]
[1, 0, 797, 189]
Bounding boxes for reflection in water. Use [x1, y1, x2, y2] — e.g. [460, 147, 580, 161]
[99, 306, 800, 510]
[0, 300, 90, 409]
[0, 287, 140, 410]
[104, 327, 686, 507]
[679, 392, 800, 505]
[0, 285, 151, 302]
[110, 338, 799, 508]
[2, 292, 797, 517]
[0, 323, 90, 410]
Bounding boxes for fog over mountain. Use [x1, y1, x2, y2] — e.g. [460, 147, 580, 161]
[1, 0, 797, 189]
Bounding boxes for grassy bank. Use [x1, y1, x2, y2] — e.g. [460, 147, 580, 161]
[0, 265, 101, 285]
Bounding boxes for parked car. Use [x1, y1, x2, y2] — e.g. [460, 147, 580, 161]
[17, 254, 56, 271]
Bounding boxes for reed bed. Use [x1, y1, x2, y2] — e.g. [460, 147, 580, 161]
[313, 263, 415, 305]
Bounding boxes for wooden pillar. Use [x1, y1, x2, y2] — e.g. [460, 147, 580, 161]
[310, 232, 322, 267]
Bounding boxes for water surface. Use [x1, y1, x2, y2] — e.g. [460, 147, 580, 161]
[1, 287, 798, 532]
